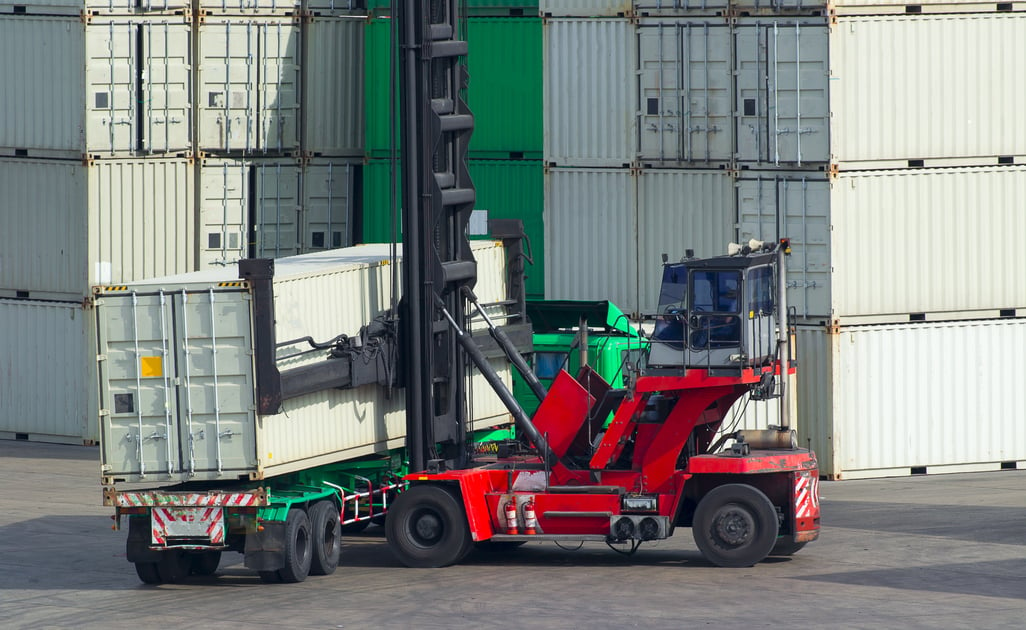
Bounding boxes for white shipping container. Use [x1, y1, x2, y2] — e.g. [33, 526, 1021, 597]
[302, 158, 356, 252]
[738, 166, 1026, 322]
[0, 15, 192, 158]
[0, 299, 96, 444]
[795, 320, 1026, 479]
[93, 241, 514, 483]
[197, 157, 303, 269]
[302, 16, 365, 157]
[197, 17, 301, 155]
[636, 169, 734, 312]
[544, 167, 733, 315]
[0, 1, 190, 16]
[540, 0, 632, 16]
[737, 0, 1026, 17]
[633, 0, 729, 14]
[636, 19, 733, 165]
[0, 158, 195, 300]
[196, 0, 301, 14]
[544, 19, 636, 166]
[545, 168, 638, 311]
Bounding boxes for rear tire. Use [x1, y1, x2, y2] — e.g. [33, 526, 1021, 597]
[278, 508, 313, 583]
[156, 550, 190, 584]
[385, 485, 472, 568]
[134, 562, 162, 584]
[309, 501, 341, 576]
[692, 484, 779, 568]
[189, 551, 222, 576]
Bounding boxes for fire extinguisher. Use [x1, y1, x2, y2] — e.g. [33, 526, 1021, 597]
[504, 500, 519, 535]
[522, 498, 538, 535]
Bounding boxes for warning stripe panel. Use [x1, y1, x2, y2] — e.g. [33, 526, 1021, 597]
[116, 490, 265, 508]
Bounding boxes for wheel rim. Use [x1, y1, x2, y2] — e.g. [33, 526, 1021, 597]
[712, 503, 755, 548]
[321, 520, 337, 555]
[409, 508, 444, 547]
[296, 525, 310, 560]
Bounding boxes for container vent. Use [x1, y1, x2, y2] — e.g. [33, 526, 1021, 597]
[1000, 309, 1016, 317]
[905, 5, 922, 13]
[909, 313, 926, 321]
[998, 156, 1014, 164]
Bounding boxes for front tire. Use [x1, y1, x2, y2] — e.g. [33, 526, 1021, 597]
[385, 485, 472, 568]
[692, 484, 779, 568]
[309, 500, 341, 576]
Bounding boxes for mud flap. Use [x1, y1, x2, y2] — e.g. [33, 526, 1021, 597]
[243, 521, 287, 571]
[126, 515, 162, 563]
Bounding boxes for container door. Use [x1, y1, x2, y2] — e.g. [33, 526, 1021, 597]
[735, 20, 830, 166]
[736, 175, 831, 319]
[85, 21, 137, 156]
[198, 22, 258, 153]
[172, 289, 257, 478]
[637, 20, 732, 164]
[252, 161, 302, 258]
[97, 291, 181, 479]
[141, 21, 192, 154]
[302, 160, 354, 253]
[256, 21, 301, 154]
[199, 160, 250, 269]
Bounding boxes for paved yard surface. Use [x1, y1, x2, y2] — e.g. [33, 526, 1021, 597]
[1, 440, 1024, 629]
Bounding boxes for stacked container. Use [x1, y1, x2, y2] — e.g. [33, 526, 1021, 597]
[540, 0, 1026, 477]
[0, 0, 366, 443]
[362, 3, 546, 299]
[1, 4, 197, 444]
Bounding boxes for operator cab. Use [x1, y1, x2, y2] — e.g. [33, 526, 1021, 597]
[649, 241, 785, 370]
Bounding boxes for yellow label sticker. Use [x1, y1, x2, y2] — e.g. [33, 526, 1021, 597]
[140, 356, 163, 378]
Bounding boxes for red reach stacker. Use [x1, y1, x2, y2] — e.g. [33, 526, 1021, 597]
[385, 239, 820, 568]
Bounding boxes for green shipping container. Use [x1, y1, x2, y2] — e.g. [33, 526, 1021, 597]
[365, 16, 542, 158]
[360, 158, 545, 298]
[512, 301, 648, 418]
[365, 1, 539, 17]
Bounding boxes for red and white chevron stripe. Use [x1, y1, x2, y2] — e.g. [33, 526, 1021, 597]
[794, 472, 819, 518]
[116, 490, 263, 508]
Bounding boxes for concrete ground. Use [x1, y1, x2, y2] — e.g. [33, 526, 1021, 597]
[0, 440, 1024, 629]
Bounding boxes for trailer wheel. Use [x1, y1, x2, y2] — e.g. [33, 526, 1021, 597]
[770, 539, 807, 557]
[134, 562, 162, 584]
[692, 484, 778, 568]
[155, 550, 190, 584]
[277, 508, 313, 583]
[189, 551, 222, 576]
[385, 484, 472, 568]
[309, 501, 341, 576]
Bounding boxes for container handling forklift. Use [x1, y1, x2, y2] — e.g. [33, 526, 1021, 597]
[377, 0, 819, 568]
[100, 0, 817, 582]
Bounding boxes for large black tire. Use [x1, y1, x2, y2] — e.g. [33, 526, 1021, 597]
[277, 508, 313, 583]
[385, 485, 473, 568]
[189, 551, 222, 576]
[134, 562, 162, 584]
[770, 539, 808, 557]
[692, 484, 779, 568]
[309, 501, 341, 576]
[156, 550, 190, 583]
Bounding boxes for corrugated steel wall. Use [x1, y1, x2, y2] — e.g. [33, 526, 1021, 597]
[799, 320, 1026, 479]
[544, 168, 638, 311]
[544, 19, 636, 166]
[0, 300, 94, 443]
[738, 166, 1026, 322]
[303, 16, 365, 156]
[635, 169, 734, 312]
[830, 15, 1026, 168]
